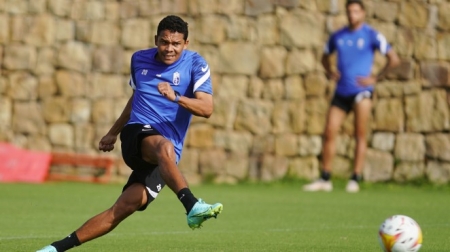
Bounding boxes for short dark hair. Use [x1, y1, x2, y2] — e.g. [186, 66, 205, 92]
[157, 15, 189, 40]
[346, 0, 365, 10]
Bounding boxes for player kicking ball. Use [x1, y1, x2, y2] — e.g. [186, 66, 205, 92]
[37, 15, 222, 252]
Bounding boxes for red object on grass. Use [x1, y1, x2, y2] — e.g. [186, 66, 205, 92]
[0, 142, 52, 183]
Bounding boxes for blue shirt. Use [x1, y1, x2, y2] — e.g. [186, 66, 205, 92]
[324, 24, 391, 97]
[127, 48, 212, 162]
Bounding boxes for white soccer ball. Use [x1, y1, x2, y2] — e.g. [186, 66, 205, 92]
[378, 215, 422, 252]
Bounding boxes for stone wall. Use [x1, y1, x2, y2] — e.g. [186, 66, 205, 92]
[0, 0, 449, 184]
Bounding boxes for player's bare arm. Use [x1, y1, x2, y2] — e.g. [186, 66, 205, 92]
[157, 82, 213, 118]
[321, 53, 340, 81]
[98, 92, 134, 152]
[357, 49, 400, 86]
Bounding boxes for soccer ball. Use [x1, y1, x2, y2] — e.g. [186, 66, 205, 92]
[378, 215, 422, 252]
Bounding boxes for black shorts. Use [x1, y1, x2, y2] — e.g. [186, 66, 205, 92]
[331, 91, 372, 113]
[120, 124, 166, 211]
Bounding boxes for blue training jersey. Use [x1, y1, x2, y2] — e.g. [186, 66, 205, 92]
[127, 48, 212, 163]
[324, 23, 391, 97]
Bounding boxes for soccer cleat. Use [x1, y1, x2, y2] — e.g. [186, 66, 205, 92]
[302, 179, 333, 192]
[187, 198, 223, 229]
[346, 180, 360, 193]
[36, 245, 58, 252]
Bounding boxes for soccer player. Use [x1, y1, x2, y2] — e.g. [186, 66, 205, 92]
[303, 0, 399, 192]
[37, 15, 223, 252]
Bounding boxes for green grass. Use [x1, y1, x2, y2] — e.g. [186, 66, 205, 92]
[0, 181, 449, 252]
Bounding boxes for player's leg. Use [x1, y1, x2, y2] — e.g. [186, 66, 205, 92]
[303, 95, 348, 192]
[140, 133, 222, 229]
[36, 183, 147, 252]
[346, 96, 372, 192]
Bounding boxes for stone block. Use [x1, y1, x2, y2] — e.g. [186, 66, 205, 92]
[160, 0, 188, 14]
[187, 124, 214, 148]
[195, 15, 226, 44]
[0, 98, 12, 130]
[395, 28, 415, 57]
[298, 135, 322, 156]
[288, 156, 320, 180]
[235, 100, 273, 135]
[305, 97, 328, 134]
[284, 75, 305, 100]
[280, 9, 324, 48]
[386, 58, 415, 80]
[426, 161, 450, 184]
[92, 98, 115, 125]
[371, 132, 395, 152]
[373, 98, 404, 132]
[225, 152, 249, 180]
[105, 2, 120, 20]
[93, 46, 124, 74]
[71, 98, 91, 123]
[49, 123, 74, 147]
[256, 15, 278, 45]
[420, 61, 449, 87]
[24, 14, 55, 46]
[260, 155, 289, 181]
[393, 162, 425, 182]
[121, 19, 151, 49]
[55, 70, 87, 97]
[90, 21, 120, 46]
[88, 74, 125, 99]
[217, 0, 244, 14]
[48, 0, 72, 17]
[414, 35, 438, 60]
[42, 97, 71, 123]
[289, 100, 306, 133]
[0, 14, 9, 44]
[178, 148, 199, 175]
[286, 49, 316, 75]
[245, 0, 273, 16]
[3, 44, 37, 70]
[437, 2, 450, 31]
[218, 42, 259, 75]
[425, 133, 450, 161]
[332, 155, 352, 179]
[394, 133, 425, 162]
[399, 2, 428, 28]
[374, 1, 399, 22]
[260, 46, 287, 78]
[7, 72, 38, 101]
[216, 75, 248, 100]
[12, 102, 46, 134]
[29, 0, 47, 13]
[38, 75, 57, 99]
[208, 97, 237, 129]
[262, 79, 284, 100]
[272, 101, 292, 134]
[74, 124, 95, 152]
[275, 133, 298, 156]
[214, 130, 253, 154]
[34, 47, 56, 75]
[199, 148, 226, 176]
[437, 33, 450, 61]
[363, 149, 394, 182]
[405, 90, 449, 132]
[304, 72, 328, 97]
[57, 41, 91, 73]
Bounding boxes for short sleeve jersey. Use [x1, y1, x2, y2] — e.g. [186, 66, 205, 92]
[127, 48, 212, 163]
[324, 24, 391, 97]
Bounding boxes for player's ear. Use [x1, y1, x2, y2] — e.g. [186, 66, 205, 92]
[184, 39, 189, 49]
[154, 35, 158, 46]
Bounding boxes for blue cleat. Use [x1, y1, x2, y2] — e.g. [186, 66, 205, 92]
[187, 198, 223, 229]
[36, 245, 57, 252]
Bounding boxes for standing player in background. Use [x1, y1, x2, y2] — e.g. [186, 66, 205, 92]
[37, 15, 223, 252]
[303, 0, 399, 192]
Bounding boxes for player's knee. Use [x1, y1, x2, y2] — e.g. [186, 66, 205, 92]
[156, 141, 176, 160]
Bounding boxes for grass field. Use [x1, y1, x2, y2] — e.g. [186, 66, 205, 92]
[0, 180, 449, 252]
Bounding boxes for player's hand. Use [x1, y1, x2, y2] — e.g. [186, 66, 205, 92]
[357, 75, 377, 87]
[326, 71, 340, 81]
[157, 82, 176, 101]
[98, 134, 117, 152]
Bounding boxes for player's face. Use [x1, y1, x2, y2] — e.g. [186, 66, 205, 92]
[346, 3, 365, 28]
[155, 30, 189, 65]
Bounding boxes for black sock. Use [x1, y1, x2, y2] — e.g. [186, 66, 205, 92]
[350, 173, 362, 182]
[51, 232, 81, 251]
[177, 188, 198, 213]
[320, 170, 331, 181]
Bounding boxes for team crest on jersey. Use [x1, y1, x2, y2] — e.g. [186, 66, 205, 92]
[173, 72, 180, 85]
[357, 38, 365, 49]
